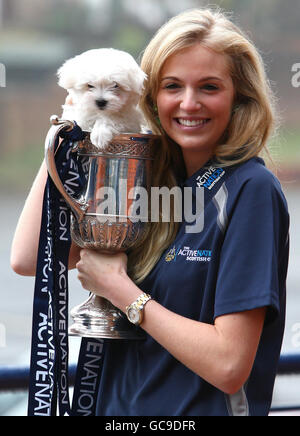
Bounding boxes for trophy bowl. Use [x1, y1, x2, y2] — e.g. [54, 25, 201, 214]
[45, 116, 159, 339]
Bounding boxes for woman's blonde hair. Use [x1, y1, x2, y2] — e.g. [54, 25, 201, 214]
[128, 7, 278, 283]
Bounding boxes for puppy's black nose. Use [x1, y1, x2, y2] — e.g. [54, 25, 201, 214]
[96, 99, 108, 110]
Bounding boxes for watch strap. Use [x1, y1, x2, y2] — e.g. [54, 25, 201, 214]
[126, 292, 152, 325]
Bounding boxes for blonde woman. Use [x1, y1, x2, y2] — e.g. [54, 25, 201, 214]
[11, 8, 289, 416]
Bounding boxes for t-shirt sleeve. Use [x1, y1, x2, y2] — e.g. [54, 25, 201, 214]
[214, 173, 289, 323]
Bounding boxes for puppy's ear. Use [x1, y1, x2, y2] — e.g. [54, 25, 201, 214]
[129, 68, 148, 96]
[57, 57, 80, 90]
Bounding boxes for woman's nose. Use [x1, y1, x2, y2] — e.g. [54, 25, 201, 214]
[180, 89, 202, 112]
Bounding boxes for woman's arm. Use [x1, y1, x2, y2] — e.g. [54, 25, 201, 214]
[11, 95, 81, 277]
[76, 249, 266, 395]
[10, 159, 81, 276]
[140, 301, 266, 395]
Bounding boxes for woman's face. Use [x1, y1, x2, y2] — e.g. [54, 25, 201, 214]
[156, 44, 235, 175]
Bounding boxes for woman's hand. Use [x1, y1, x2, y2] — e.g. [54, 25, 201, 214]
[76, 249, 140, 311]
[76, 249, 127, 296]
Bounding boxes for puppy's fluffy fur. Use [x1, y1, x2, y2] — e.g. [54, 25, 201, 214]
[57, 48, 147, 149]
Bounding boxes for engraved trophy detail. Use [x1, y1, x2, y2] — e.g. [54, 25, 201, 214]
[45, 116, 157, 339]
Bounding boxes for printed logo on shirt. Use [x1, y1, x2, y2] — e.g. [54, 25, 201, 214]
[196, 166, 225, 190]
[165, 246, 212, 263]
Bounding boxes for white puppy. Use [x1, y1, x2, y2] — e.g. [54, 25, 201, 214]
[57, 48, 148, 149]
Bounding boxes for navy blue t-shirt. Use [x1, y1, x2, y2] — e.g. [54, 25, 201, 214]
[96, 157, 289, 416]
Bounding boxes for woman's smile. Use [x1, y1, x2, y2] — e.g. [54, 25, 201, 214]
[175, 117, 211, 128]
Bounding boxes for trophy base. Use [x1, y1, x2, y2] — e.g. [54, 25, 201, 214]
[69, 294, 145, 340]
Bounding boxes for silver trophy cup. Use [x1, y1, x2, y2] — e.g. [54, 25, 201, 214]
[45, 116, 158, 339]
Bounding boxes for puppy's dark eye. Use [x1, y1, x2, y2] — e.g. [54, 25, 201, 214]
[113, 83, 119, 89]
[87, 84, 95, 89]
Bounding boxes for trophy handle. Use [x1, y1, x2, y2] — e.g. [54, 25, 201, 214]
[45, 115, 86, 222]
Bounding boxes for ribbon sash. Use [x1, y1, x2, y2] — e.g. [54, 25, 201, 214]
[28, 126, 104, 416]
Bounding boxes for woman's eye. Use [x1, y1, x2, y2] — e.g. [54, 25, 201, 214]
[164, 83, 180, 90]
[202, 84, 219, 91]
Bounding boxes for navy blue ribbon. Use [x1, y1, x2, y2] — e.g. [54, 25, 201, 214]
[71, 338, 105, 416]
[28, 125, 104, 416]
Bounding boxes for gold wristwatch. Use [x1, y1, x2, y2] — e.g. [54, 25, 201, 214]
[126, 293, 152, 326]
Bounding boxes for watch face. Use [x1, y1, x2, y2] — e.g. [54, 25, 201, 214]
[128, 307, 140, 324]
